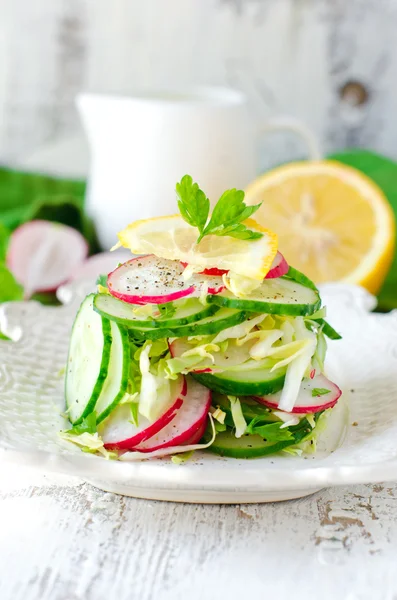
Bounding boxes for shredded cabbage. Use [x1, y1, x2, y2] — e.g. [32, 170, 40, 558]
[277, 317, 317, 412]
[249, 329, 284, 360]
[171, 451, 194, 464]
[280, 320, 295, 344]
[228, 396, 247, 438]
[212, 314, 266, 344]
[211, 406, 226, 424]
[138, 343, 171, 422]
[269, 339, 311, 371]
[309, 306, 327, 320]
[272, 410, 300, 427]
[181, 343, 220, 363]
[59, 431, 117, 459]
[313, 330, 327, 372]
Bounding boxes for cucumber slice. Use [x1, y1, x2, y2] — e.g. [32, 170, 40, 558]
[283, 266, 318, 291]
[208, 278, 321, 316]
[94, 294, 219, 330]
[65, 294, 112, 425]
[213, 394, 280, 427]
[193, 362, 286, 396]
[206, 431, 296, 458]
[95, 322, 130, 423]
[206, 416, 315, 458]
[129, 308, 248, 341]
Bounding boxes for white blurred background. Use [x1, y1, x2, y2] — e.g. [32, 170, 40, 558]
[1, 0, 397, 174]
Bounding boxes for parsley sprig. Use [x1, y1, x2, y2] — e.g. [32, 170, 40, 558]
[176, 175, 263, 243]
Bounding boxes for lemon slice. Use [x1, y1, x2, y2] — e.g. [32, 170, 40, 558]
[116, 215, 278, 281]
[244, 160, 395, 294]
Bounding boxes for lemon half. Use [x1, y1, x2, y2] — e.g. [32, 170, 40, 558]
[244, 160, 395, 294]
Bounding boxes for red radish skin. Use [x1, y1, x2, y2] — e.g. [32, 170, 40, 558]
[103, 377, 186, 450]
[180, 252, 289, 281]
[108, 256, 195, 305]
[132, 378, 211, 452]
[182, 418, 207, 444]
[107, 255, 224, 305]
[7, 220, 88, 297]
[265, 252, 289, 279]
[253, 374, 342, 414]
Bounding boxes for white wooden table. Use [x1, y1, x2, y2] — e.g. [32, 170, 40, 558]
[1, 461, 396, 600]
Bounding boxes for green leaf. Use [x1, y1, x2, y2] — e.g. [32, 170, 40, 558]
[0, 223, 10, 262]
[156, 301, 176, 319]
[176, 175, 210, 236]
[65, 411, 97, 435]
[328, 150, 397, 311]
[311, 388, 330, 397]
[96, 274, 108, 287]
[246, 418, 294, 441]
[0, 264, 24, 302]
[211, 223, 263, 241]
[175, 175, 263, 243]
[200, 188, 262, 242]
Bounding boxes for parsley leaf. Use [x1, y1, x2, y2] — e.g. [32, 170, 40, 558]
[65, 411, 97, 435]
[311, 388, 331, 397]
[96, 274, 108, 287]
[246, 418, 294, 441]
[176, 175, 263, 243]
[200, 189, 262, 242]
[176, 175, 210, 238]
[156, 301, 176, 319]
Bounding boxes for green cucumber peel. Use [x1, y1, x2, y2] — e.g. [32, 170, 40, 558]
[65, 295, 112, 425]
[207, 278, 321, 317]
[94, 294, 219, 331]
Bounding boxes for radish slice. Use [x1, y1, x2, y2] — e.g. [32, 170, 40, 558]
[102, 376, 186, 450]
[108, 256, 195, 304]
[132, 377, 211, 452]
[180, 252, 288, 281]
[183, 418, 207, 444]
[119, 415, 216, 461]
[7, 220, 88, 298]
[265, 252, 289, 279]
[108, 255, 224, 305]
[71, 250, 130, 282]
[253, 374, 341, 414]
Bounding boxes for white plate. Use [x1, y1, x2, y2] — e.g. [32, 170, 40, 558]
[1, 282, 397, 503]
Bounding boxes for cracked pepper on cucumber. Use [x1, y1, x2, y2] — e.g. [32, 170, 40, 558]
[61, 175, 342, 460]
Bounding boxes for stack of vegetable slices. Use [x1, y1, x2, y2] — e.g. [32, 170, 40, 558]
[63, 251, 342, 460]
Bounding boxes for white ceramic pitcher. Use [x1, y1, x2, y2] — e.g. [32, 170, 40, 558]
[77, 87, 319, 249]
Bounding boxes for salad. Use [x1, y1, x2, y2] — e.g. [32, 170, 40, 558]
[61, 175, 342, 461]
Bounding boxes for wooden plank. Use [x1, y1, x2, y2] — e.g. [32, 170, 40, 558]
[0, 463, 396, 600]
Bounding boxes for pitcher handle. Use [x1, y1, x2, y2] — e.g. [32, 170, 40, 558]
[258, 116, 322, 162]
